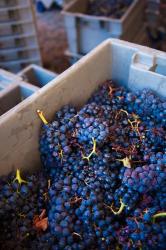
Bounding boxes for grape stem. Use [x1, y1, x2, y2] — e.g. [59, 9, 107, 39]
[48, 179, 51, 189]
[82, 137, 97, 161]
[115, 109, 129, 119]
[116, 156, 132, 168]
[111, 198, 126, 215]
[18, 212, 26, 218]
[72, 232, 82, 239]
[13, 169, 27, 185]
[58, 144, 64, 160]
[37, 109, 48, 125]
[152, 212, 166, 222]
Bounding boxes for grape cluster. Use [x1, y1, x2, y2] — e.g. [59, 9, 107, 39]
[0, 171, 51, 249]
[0, 79, 165, 249]
[122, 161, 166, 193]
[76, 103, 110, 145]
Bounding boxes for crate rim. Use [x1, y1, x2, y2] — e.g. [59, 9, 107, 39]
[62, 0, 140, 23]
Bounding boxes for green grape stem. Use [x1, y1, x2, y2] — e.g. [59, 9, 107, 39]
[111, 198, 126, 215]
[82, 137, 97, 161]
[152, 212, 166, 222]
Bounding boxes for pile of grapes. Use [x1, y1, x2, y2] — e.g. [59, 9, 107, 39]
[87, 0, 134, 19]
[0, 80, 165, 249]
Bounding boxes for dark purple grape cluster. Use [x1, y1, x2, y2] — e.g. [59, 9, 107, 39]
[76, 116, 109, 145]
[122, 161, 166, 193]
[87, 0, 134, 19]
[0, 170, 52, 249]
[39, 105, 77, 171]
[0, 79, 165, 249]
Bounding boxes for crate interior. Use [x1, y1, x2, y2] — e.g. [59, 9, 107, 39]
[21, 66, 56, 87]
[65, 0, 135, 17]
[0, 74, 12, 87]
[0, 85, 34, 116]
[65, 0, 87, 14]
[154, 64, 166, 76]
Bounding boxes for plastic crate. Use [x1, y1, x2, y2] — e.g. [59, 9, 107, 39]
[0, 39, 165, 174]
[0, 84, 38, 117]
[0, 68, 38, 117]
[18, 64, 57, 88]
[62, 0, 145, 55]
[0, 64, 57, 118]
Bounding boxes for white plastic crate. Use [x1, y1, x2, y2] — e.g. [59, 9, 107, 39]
[0, 84, 39, 117]
[0, 68, 38, 116]
[0, 64, 57, 118]
[62, 0, 145, 55]
[0, 39, 165, 174]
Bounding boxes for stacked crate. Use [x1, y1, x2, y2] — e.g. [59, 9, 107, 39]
[0, 0, 42, 73]
[63, 0, 148, 63]
[146, 0, 166, 50]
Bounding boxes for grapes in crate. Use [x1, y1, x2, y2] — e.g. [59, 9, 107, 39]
[0, 80, 165, 249]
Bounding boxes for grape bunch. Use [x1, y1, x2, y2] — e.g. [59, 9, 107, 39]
[0, 79, 165, 249]
[0, 170, 51, 249]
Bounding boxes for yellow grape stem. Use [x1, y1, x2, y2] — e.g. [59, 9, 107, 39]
[82, 138, 97, 161]
[152, 212, 166, 222]
[37, 110, 48, 125]
[117, 156, 132, 168]
[111, 198, 126, 215]
[120, 109, 129, 116]
[13, 169, 27, 185]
